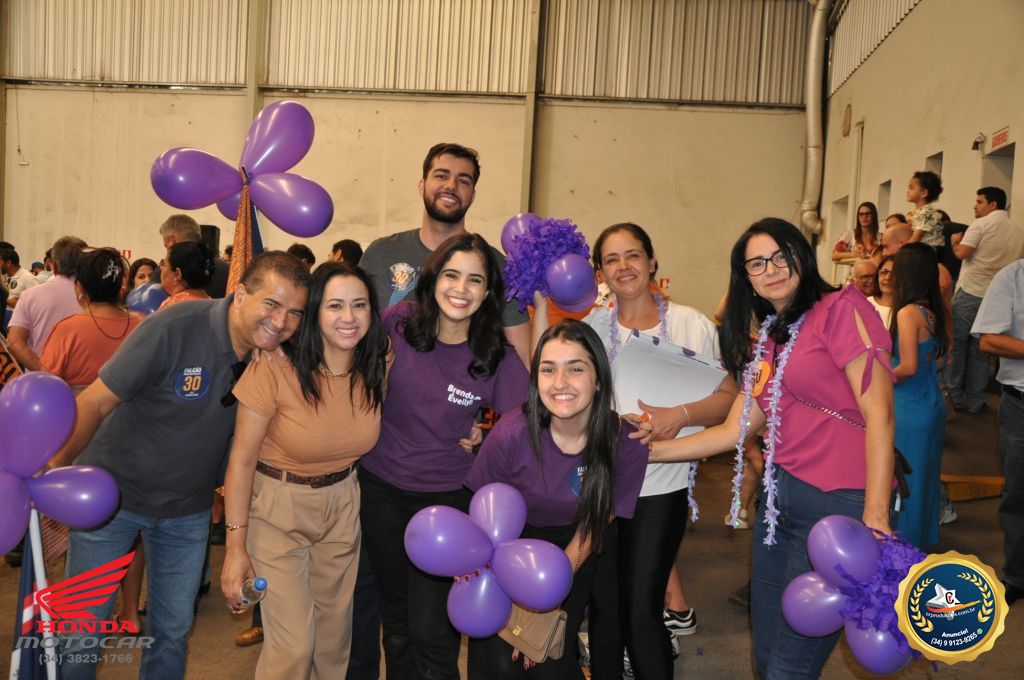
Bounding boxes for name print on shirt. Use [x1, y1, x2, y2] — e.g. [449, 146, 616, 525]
[568, 464, 588, 497]
[447, 384, 482, 407]
[173, 366, 210, 401]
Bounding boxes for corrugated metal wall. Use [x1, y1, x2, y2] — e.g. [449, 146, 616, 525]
[4, 0, 810, 105]
[827, 0, 921, 95]
[4, 0, 247, 84]
[543, 0, 810, 105]
[266, 0, 532, 92]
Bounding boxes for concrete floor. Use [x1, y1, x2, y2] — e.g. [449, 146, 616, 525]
[2, 393, 1020, 679]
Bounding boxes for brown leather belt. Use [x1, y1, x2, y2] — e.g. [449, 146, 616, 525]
[255, 460, 356, 489]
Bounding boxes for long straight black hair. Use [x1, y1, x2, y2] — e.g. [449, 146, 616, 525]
[527, 320, 617, 553]
[402, 232, 507, 378]
[285, 262, 389, 411]
[890, 243, 948, 358]
[719, 218, 837, 376]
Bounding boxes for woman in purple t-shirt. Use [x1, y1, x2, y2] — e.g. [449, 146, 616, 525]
[466, 320, 647, 679]
[648, 219, 897, 678]
[359, 233, 529, 680]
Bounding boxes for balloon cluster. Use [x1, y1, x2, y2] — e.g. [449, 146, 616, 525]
[404, 483, 573, 638]
[501, 214, 596, 313]
[150, 101, 334, 238]
[782, 515, 926, 675]
[0, 373, 120, 554]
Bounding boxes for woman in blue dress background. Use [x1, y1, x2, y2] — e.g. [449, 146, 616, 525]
[891, 243, 949, 547]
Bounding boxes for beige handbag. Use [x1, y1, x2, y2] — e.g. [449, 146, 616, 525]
[498, 604, 567, 663]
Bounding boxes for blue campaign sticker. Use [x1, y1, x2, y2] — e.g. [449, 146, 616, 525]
[904, 561, 996, 654]
[172, 366, 210, 401]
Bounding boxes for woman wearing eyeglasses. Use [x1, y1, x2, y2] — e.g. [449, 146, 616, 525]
[832, 201, 881, 263]
[647, 218, 897, 678]
[868, 255, 896, 329]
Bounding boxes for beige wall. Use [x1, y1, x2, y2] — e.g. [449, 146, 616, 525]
[533, 101, 806, 314]
[821, 0, 1024, 275]
[4, 86, 807, 316]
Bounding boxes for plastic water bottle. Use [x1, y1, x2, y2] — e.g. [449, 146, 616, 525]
[238, 577, 268, 611]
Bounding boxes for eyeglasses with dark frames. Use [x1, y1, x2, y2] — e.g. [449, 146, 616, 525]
[220, 361, 248, 407]
[743, 250, 790, 277]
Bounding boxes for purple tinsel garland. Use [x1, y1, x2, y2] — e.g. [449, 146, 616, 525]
[837, 534, 928, 658]
[503, 218, 590, 312]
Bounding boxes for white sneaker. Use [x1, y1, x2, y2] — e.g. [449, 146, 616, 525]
[940, 502, 958, 525]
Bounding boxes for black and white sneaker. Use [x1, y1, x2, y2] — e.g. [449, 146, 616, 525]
[663, 607, 697, 636]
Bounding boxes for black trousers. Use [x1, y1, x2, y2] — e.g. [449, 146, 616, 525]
[467, 523, 598, 680]
[346, 530, 381, 680]
[359, 468, 469, 680]
[589, 490, 688, 680]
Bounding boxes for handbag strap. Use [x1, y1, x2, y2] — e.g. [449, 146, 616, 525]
[790, 391, 866, 431]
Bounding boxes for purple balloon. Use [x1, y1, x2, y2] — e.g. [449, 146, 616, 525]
[554, 280, 599, 313]
[150, 147, 242, 210]
[447, 568, 512, 638]
[0, 471, 31, 554]
[404, 506, 494, 577]
[500, 213, 542, 254]
[126, 282, 170, 315]
[491, 539, 573, 611]
[807, 515, 881, 589]
[217, 191, 242, 222]
[545, 254, 596, 308]
[470, 483, 527, 548]
[844, 620, 913, 675]
[240, 101, 315, 176]
[25, 466, 120, 530]
[0, 372, 76, 478]
[781, 571, 847, 637]
[249, 172, 334, 237]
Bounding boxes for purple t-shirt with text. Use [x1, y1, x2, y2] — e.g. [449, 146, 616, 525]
[360, 302, 529, 492]
[465, 409, 649, 527]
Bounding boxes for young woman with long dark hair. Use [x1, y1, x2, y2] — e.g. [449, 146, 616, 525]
[651, 218, 897, 677]
[890, 243, 948, 547]
[832, 201, 881, 262]
[466, 320, 648, 679]
[221, 262, 390, 677]
[359, 233, 529, 680]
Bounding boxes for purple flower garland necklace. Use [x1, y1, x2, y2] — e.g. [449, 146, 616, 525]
[609, 291, 705, 522]
[728, 312, 806, 545]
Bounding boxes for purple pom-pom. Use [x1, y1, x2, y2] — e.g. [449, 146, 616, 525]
[503, 218, 590, 312]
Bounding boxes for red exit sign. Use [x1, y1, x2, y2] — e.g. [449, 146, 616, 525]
[991, 126, 1010, 150]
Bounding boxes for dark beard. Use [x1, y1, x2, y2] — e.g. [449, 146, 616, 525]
[424, 194, 469, 224]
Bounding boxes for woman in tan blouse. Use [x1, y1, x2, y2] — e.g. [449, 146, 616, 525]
[220, 262, 391, 679]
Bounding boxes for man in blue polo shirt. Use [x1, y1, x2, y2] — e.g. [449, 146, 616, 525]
[51, 251, 311, 680]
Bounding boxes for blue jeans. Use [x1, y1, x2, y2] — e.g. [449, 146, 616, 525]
[949, 289, 989, 411]
[999, 391, 1024, 589]
[751, 467, 870, 680]
[62, 509, 211, 680]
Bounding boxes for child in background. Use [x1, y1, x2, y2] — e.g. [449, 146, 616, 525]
[906, 170, 945, 250]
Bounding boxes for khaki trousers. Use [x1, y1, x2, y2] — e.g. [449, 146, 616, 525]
[247, 469, 361, 680]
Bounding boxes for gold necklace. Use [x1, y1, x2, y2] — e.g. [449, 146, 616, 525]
[319, 365, 350, 378]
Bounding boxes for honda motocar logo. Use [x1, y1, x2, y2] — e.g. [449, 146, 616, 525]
[35, 552, 138, 633]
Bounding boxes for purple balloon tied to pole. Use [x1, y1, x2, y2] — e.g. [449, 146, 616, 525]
[25, 466, 120, 530]
[807, 515, 881, 589]
[500, 213, 542, 254]
[217, 191, 243, 222]
[150, 147, 242, 210]
[0, 471, 31, 554]
[781, 571, 847, 637]
[447, 568, 513, 638]
[469, 483, 527, 548]
[240, 101, 316, 176]
[545, 254, 596, 309]
[491, 538, 573, 612]
[249, 172, 334, 237]
[0, 372, 77, 479]
[404, 506, 494, 577]
[844, 620, 913, 675]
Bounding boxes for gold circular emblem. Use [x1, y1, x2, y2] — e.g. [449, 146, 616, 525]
[895, 551, 1007, 664]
